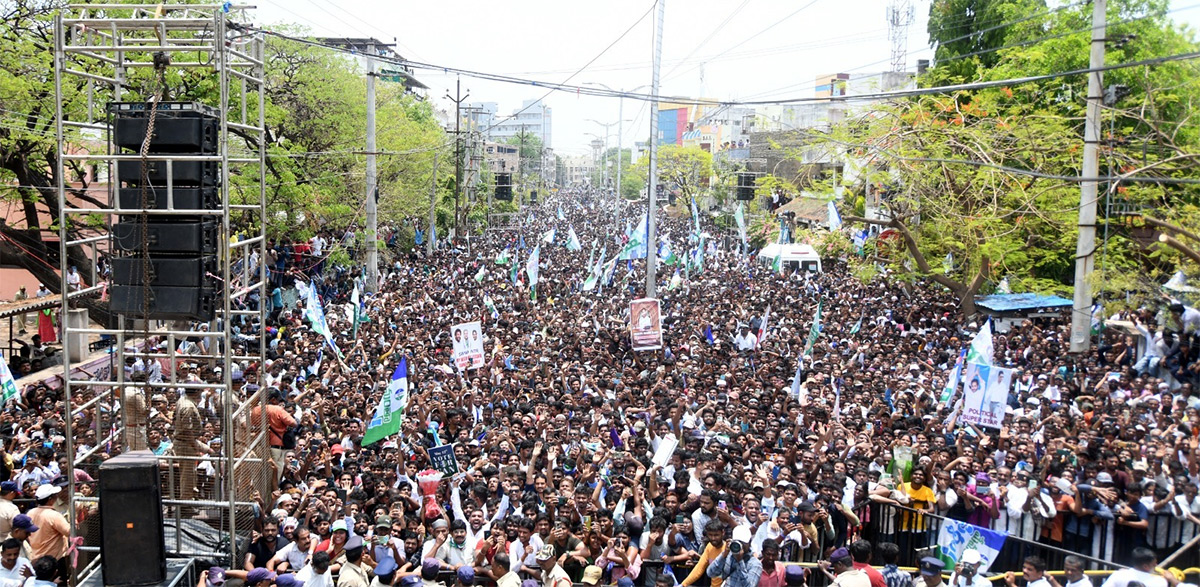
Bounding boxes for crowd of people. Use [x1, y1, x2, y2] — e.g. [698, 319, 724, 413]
[2, 188, 1199, 587]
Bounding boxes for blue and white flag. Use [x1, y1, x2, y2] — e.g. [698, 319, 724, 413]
[852, 229, 869, 253]
[414, 228, 424, 245]
[541, 228, 556, 244]
[827, 200, 842, 231]
[735, 203, 748, 249]
[0, 352, 18, 407]
[362, 357, 409, 446]
[937, 519, 1006, 574]
[690, 196, 701, 236]
[566, 226, 582, 251]
[526, 245, 541, 288]
[557, 203, 566, 221]
[304, 282, 342, 357]
[941, 349, 967, 406]
[789, 355, 806, 401]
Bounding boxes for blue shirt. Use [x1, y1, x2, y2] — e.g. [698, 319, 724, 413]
[706, 550, 762, 587]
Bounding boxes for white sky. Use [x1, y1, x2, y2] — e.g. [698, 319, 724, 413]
[253, 0, 1200, 158]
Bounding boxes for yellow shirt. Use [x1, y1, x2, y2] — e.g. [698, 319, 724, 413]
[899, 483, 936, 531]
[681, 542, 727, 587]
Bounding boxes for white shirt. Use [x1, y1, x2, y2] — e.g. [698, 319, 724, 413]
[0, 557, 31, 587]
[1101, 569, 1168, 587]
[295, 565, 333, 587]
[273, 539, 315, 571]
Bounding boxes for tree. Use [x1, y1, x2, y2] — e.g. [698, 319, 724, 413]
[927, 0, 1048, 78]
[633, 145, 713, 203]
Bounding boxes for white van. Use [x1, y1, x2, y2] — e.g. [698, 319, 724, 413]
[757, 243, 822, 273]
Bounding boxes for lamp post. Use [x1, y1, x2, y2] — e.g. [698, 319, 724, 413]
[586, 118, 621, 191]
[584, 83, 649, 198]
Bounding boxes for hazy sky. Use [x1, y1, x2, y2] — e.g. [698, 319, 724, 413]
[253, 0, 1200, 157]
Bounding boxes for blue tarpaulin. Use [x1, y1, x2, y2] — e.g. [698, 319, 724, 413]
[974, 293, 1073, 313]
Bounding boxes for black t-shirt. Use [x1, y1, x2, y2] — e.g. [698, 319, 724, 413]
[552, 537, 584, 582]
[247, 535, 290, 567]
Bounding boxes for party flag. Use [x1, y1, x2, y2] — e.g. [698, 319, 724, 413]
[362, 357, 409, 446]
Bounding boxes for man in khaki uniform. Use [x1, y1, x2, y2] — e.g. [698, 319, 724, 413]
[123, 372, 150, 451]
[172, 387, 209, 500]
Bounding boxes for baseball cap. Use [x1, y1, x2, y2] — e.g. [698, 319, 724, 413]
[245, 568, 275, 584]
[399, 577, 421, 587]
[456, 566, 476, 585]
[375, 515, 392, 529]
[331, 520, 348, 533]
[0, 481, 18, 494]
[275, 575, 304, 587]
[582, 566, 603, 585]
[960, 549, 982, 565]
[1096, 472, 1114, 484]
[34, 484, 61, 500]
[535, 544, 557, 562]
[206, 568, 226, 587]
[374, 558, 398, 577]
[11, 514, 37, 533]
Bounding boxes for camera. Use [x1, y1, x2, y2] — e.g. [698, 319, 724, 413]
[728, 541, 743, 555]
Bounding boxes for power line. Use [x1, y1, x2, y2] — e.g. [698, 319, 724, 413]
[661, 0, 753, 82]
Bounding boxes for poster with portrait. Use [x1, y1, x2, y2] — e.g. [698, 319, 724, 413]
[961, 362, 1014, 429]
[451, 321, 485, 370]
[629, 298, 663, 351]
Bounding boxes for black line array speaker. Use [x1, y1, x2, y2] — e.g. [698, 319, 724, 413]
[109, 102, 221, 321]
[99, 450, 166, 586]
[495, 173, 512, 200]
[529, 189, 538, 204]
[736, 172, 756, 200]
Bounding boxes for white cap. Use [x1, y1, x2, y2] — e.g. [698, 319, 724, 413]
[960, 549, 982, 565]
[732, 525, 753, 543]
[35, 484, 62, 500]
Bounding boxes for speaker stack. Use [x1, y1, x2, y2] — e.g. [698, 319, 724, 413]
[109, 102, 219, 321]
[736, 172, 757, 201]
[99, 451, 166, 585]
[494, 173, 512, 200]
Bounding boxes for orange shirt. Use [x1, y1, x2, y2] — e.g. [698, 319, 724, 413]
[28, 506, 69, 560]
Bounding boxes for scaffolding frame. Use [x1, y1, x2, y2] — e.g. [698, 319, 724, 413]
[53, 3, 269, 568]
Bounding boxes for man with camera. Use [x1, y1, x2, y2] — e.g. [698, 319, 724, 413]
[705, 526, 761, 587]
[946, 549, 990, 587]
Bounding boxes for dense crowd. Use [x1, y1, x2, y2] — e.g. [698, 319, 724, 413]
[2, 189, 1199, 587]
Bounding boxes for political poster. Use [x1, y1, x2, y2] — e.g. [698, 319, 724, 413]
[451, 321, 485, 370]
[630, 298, 663, 351]
[961, 362, 1013, 429]
[427, 444, 460, 477]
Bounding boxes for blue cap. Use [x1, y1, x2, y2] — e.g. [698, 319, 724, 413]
[457, 566, 475, 585]
[245, 568, 276, 584]
[275, 575, 304, 587]
[617, 579, 635, 587]
[0, 481, 18, 494]
[374, 558, 398, 577]
[400, 577, 421, 587]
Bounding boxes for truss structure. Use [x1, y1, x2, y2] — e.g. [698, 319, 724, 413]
[53, 3, 270, 571]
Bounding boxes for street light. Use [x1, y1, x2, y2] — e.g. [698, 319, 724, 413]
[585, 133, 604, 186]
[583, 82, 648, 198]
[586, 118, 620, 190]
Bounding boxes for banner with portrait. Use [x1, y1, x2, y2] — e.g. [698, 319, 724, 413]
[451, 321, 485, 370]
[961, 362, 1014, 429]
[629, 298, 663, 351]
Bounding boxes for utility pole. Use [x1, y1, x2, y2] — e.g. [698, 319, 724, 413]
[519, 123, 527, 205]
[1070, 0, 1105, 353]
[427, 150, 439, 256]
[645, 0, 665, 298]
[364, 43, 379, 292]
[445, 77, 468, 238]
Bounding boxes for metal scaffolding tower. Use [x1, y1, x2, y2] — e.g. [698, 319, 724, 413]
[53, 3, 269, 573]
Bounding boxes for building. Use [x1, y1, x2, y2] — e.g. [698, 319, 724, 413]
[562, 155, 595, 187]
[483, 141, 519, 175]
[489, 99, 553, 148]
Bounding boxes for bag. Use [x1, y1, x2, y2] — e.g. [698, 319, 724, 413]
[281, 425, 297, 450]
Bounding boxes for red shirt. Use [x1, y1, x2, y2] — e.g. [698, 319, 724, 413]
[854, 562, 887, 587]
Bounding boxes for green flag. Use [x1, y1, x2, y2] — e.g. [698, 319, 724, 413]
[495, 247, 511, 266]
[772, 250, 782, 273]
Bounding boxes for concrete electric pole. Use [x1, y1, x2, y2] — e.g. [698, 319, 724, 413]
[1070, 0, 1106, 353]
[645, 0, 665, 298]
[446, 77, 469, 238]
[364, 43, 378, 292]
